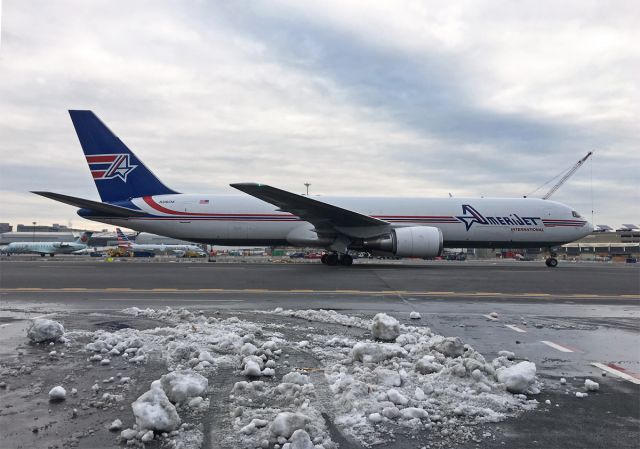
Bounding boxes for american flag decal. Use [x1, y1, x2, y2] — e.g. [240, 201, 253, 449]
[86, 154, 138, 182]
[199, 199, 209, 204]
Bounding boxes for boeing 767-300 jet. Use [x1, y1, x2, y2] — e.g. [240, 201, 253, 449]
[33, 111, 593, 267]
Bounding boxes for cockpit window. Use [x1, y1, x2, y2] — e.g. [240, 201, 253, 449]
[572, 211, 581, 218]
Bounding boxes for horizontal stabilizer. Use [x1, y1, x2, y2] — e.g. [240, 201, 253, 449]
[32, 191, 147, 217]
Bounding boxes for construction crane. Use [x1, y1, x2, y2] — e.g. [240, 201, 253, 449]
[543, 151, 592, 199]
[525, 152, 593, 199]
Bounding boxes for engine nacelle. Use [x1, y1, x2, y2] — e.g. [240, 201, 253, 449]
[362, 226, 443, 258]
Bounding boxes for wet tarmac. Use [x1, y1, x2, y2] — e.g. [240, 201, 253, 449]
[0, 258, 638, 448]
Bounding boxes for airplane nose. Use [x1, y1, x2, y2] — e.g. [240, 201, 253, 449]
[585, 221, 594, 234]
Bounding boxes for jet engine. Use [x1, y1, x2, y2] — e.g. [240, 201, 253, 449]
[361, 226, 443, 258]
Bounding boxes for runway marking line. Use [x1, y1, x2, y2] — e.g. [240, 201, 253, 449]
[540, 340, 575, 353]
[0, 288, 638, 300]
[505, 324, 527, 333]
[591, 362, 640, 385]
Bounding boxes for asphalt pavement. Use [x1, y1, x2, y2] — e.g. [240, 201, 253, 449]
[0, 258, 638, 449]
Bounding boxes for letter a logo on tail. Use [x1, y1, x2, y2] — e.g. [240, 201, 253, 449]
[86, 154, 137, 182]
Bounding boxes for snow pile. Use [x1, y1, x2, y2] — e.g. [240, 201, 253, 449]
[159, 370, 208, 404]
[28, 319, 65, 343]
[109, 419, 123, 431]
[371, 313, 400, 341]
[48, 386, 66, 401]
[496, 361, 538, 394]
[268, 308, 370, 329]
[131, 381, 181, 432]
[352, 342, 407, 363]
[67, 306, 542, 449]
[268, 308, 542, 447]
[433, 336, 465, 357]
[242, 356, 265, 377]
[287, 429, 314, 449]
[584, 379, 600, 392]
[228, 376, 333, 448]
[270, 412, 310, 438]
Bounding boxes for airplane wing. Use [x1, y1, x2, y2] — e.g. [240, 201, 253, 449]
[32, 192, 147, 217]
[230, 183, 390, 238]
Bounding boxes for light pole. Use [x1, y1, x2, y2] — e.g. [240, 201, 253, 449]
[304, 183, 310, 196]
[32, 221, 36, 242]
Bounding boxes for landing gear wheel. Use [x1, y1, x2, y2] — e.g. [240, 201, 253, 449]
[325, 253, 339, 266]
[40, 254, 45, 257]
[545, 257, 558, 268]
[339, 254, 353, 266]
[320, 254, 328, 264]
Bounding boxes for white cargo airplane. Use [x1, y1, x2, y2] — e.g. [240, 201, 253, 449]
[33, 111, 594, 267]
[116, 228, 206, 257]
[3, 232, 93, 257]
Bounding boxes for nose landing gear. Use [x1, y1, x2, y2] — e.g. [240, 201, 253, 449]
[545, 249, 558, 268]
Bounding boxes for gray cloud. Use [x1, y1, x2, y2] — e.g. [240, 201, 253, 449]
[0, 0, 637, 229]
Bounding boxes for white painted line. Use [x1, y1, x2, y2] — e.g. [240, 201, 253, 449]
[591, 363, 640, 385]
[505, 324, 527, 333]
[540, 340, 574, 353]
[482, 314, 498, 321]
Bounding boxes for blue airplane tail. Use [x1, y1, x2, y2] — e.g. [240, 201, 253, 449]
[69, 110, 178, 203]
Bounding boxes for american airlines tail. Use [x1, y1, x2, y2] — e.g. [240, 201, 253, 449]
[115, 228, 133, 249]
[69, 110, 177, 203]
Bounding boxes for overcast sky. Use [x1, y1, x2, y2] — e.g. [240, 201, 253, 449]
[0, 0, 638, 230]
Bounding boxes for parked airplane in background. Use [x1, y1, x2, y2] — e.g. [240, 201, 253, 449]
[33, 111, 594, 267]
[116, 228, 205, 257]
[3, 232, 93, 257]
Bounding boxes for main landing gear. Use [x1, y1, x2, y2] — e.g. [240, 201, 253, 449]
[321, 253, 353, 266]
[545, 249, 558, 268]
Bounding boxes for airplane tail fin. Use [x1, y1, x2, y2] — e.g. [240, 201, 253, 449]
[74, 231, 93, 244]
[68, 110, 178, 203]
[116, 228, 133, 249]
